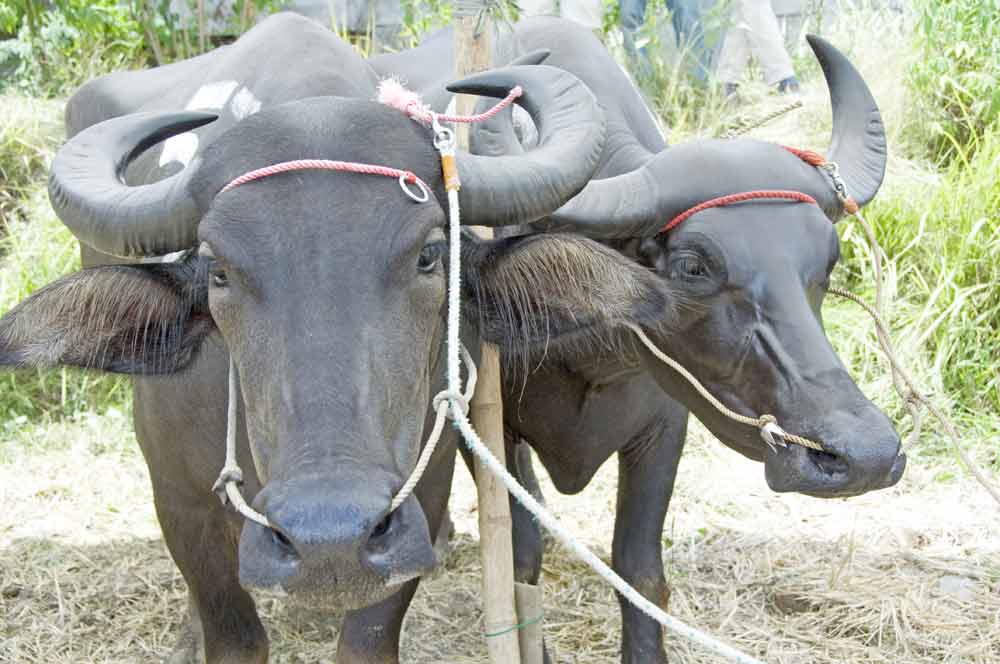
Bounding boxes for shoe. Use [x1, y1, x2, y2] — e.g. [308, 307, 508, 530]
[777, 76, 801, 94]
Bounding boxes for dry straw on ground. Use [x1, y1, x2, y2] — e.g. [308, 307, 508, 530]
[1, 413, 997, 664]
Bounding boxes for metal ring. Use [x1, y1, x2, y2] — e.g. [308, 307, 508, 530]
[434, 126, 456, 152]
[399, 175, 429, 203]
[760, 421, 788, 451]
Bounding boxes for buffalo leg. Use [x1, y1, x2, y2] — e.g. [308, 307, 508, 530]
[156, 491, 268, 664]
[514, 440, 546, 505]
[336, 432, 457, 663]
[613, 408, 688, 664]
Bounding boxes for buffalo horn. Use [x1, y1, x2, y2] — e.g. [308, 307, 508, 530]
[48, 111, 217, 257]
[544, 34, 887, 237]
[448, 64, 606, 227]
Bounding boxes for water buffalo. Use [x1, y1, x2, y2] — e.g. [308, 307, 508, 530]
[375, 16, 904, 663]
[0, 13, 692, 663]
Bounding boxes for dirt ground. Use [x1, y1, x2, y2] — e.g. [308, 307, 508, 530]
[1, 410, 997, 664]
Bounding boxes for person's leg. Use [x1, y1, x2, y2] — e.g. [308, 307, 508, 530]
[740, 0, 796, 86]
[620, 0, 653, 79]
[519, 0, 559, 19]
[665, 0, 709, 81]
[715, 2, 751, 88]
[561, 0, 604, 30]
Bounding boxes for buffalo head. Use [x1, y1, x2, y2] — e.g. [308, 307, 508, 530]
[503, 36, 904, 497]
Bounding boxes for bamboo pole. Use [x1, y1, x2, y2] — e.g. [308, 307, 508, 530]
[196, 0, 206, 54]
[453, 8, 522, 664]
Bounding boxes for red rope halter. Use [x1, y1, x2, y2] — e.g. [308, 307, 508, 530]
[659, 190, 818, 235]
[218, 84, 522, 197]
[219, 159, 428, 195]
[657, 145, 850, 235]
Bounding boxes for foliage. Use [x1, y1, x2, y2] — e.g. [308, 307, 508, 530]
[0, 1, 145, 97]
[0, 97, 130, 425]
[0, 1, 291, 97]
[398, 0, 453, 46]
[0, 95, 61, 229]
[908, 0, 1000, 163]
[837, 127, 1000, 421]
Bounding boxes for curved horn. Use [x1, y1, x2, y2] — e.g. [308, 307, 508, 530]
[447, 64, 606, 226]
[48, 111, 217, 257]
[545, 35, 887, 237]
[469, 49, 550, 157]
[809, 33, 887, 207]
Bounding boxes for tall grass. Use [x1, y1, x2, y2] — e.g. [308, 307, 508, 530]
[907, 0, 1000, 165]
[843, 130, 1000, 414]
[0, 95, 62, 228]
[0, 97, 130, 431]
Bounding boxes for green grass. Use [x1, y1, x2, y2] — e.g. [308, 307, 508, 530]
[0, 97, 130, 433]
[0, 95, 62, 228]
[841, 129, 1000, 413]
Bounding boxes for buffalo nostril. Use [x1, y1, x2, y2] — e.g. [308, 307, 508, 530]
[270, 527, 298, 558]
[370, 513, 392, 541]
[807, 448, 849, 476]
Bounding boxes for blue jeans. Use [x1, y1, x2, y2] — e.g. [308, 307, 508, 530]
[620, 0, 710, 82]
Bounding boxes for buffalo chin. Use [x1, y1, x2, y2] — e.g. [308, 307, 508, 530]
[245, 576, 420, 612]
[763, 443, 906, 498]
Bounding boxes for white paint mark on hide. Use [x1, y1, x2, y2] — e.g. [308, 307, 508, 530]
[158, 132, 199, 168]
[159, 81, 260, 168]
[230, 86, 262, 120]
[186, 80, 239, 111]
[512, 104, 538, 148]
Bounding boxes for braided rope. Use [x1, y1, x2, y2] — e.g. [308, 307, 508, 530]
[219, 159, 429, 196]
[213, 359, 270, 526]
[660, 190, 819, 235]
[626, 324, 824, 452]
[389, 344, 478, 511]
[722, 99, 803, 139]
[380, 81, 523, 127]
[832, 212, 1000, 506]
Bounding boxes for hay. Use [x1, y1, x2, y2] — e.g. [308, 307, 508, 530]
[1, 415, 997, 663]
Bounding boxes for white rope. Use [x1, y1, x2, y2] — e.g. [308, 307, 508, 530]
[213, 359, 271, 527]
[626, 324, 824, 452]
[390, 343, 478, 511]
[435, 185, 765, 662]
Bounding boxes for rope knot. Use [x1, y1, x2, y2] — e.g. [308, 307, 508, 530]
[433, 389, 470, 420]
[212, 466, 243, 505]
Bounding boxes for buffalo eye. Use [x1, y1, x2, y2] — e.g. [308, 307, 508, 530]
[417, 241, 444, 273]
[668, 253, 708, 280]
[198, 243, 228, 288]
[208, 263, 229, 288]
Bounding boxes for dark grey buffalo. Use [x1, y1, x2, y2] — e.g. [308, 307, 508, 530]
[0, 13, 688, 663]
[374, 16, 905, 663]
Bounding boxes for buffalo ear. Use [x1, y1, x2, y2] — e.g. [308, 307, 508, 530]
[0, 253, 214, 374]
[461, 233, 680, 359]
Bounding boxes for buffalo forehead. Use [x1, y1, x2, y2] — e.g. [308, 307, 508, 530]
[672, 203, 836, 280]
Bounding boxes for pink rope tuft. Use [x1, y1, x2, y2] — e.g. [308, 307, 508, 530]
[377, 78, 523, 126]
[219, 159, 429, 195]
